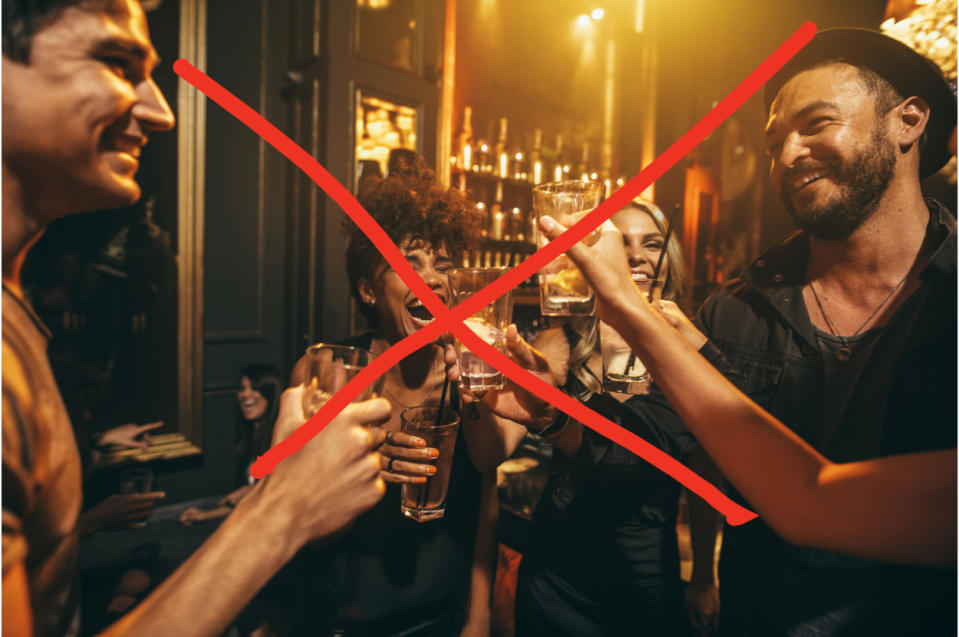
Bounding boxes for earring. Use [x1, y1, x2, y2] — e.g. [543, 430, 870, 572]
[368, 299, 376, 307]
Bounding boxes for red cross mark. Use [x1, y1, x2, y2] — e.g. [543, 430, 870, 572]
[173, 21, 816, 525]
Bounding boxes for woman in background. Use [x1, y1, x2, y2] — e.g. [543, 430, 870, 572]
[179, 364, 283, 525]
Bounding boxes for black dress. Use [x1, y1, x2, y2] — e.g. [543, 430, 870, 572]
[515, 327, 735, 636]
[271, 334, 483, 637]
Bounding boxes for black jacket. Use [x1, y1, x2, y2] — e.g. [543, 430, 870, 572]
[697, 198, 957, 636]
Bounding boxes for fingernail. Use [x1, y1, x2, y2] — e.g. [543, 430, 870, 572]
[427, 466, 437, 475]
[429, 448, 439, 458]
[540, 216, 556, 231]
[417, 477, 427, 484]
[415, 439, 426, 448]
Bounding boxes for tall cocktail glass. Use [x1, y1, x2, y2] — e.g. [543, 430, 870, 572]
[532, 180, 605, 316]
[448, 267, 512, 394]
[400, 406, 461, 522]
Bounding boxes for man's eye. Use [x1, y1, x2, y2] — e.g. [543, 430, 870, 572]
[803, 118, 831, 135]
[100, 56, 131, 75]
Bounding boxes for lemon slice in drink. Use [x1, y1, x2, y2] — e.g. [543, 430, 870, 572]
[549, 268, 590, 297]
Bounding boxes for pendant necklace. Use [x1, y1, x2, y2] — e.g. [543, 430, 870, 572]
[807, 273, 909, 363]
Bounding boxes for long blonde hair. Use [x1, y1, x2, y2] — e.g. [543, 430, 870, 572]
[568, 198, 686, 397]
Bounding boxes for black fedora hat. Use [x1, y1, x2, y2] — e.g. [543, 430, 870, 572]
[763, 27, 957, 179]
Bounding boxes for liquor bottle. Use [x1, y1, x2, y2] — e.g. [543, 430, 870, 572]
[495, 117, 509, 179]
[530, 128, 544, 185]
[553, 133, 570, 182]
[578, 141, 590, 181]
[475, 140, 491, 173]
[511, 151, 527, 181]
[457, 106, 474, 171]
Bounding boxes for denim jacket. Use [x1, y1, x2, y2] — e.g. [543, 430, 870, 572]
[697, 198, 956, 635]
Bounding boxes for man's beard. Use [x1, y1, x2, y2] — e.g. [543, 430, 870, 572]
[780, 127, 896, 240]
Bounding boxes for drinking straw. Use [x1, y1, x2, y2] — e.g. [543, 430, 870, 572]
[435, 376, 451, 427]
[621, 203, 681, 376]
[649, 203, 681, 298]
[418, 376, 452, 510]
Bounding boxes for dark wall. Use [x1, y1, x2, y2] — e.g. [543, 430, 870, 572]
[159, 0, 308, 502]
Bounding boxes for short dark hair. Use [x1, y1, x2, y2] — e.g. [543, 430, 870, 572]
[810, 58, 904, 115]
[806, 59, 930, 156]
[345, 156, 481, 327]
[2, 0, 159, 62]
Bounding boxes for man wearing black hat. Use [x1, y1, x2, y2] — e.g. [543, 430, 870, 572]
[688, 27, 957, 635]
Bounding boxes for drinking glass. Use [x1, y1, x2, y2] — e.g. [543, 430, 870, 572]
[448, 268, 513, 394]
[600, 321, 652, 395]
[118, 468, 154, 528]
[532, 180, 605, 316]
[400, 406, 461, 522]
[301, 344, 384, 419]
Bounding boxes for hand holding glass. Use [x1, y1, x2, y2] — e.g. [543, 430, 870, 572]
[532, 180, 605, 316]
[400, 406, 460, 522]
[301, 344, 384, 419]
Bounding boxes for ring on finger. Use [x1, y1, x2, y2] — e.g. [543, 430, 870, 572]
[385, 431, 394, 444]
[386, 457, 395, 472]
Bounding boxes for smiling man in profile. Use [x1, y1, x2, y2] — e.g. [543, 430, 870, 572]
[2, 2, 389, 636]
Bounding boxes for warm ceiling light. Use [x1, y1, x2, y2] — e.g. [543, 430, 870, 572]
[576, 14, 591, 27]
[591, 8, 605, 20]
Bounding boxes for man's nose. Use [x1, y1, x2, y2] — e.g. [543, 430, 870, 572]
[771, 133, 810, 188]
[133, 78, 176, 133]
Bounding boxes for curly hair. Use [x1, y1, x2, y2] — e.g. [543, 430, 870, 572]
[345, 156, 482, 327]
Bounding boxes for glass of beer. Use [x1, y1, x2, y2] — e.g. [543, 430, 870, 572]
[447, 268, 512, 394]
[600, 321, 652, 395]
[532, 180, 605, 316]
[301, 344, 384, 419]
[400, 406, 461, 522]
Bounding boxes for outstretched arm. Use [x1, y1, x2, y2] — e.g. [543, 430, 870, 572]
[539, 215, 956, 567]
[97, 390, 390, 637]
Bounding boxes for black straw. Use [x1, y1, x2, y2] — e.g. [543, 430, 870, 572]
[648, 203, 681, 299]
[621, 203, 681, 377]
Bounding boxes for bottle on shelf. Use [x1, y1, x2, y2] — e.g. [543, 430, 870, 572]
[511, 151, 527, 181]
[457, 105, 474, 172]
[495, 117, 509, 179]
[553, 133, 571, 182]
[578, 141, 590, 181]
[476, 140, 491, 173]
[530, 128, 543, 185]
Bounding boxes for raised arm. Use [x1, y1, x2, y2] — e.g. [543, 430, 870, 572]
[539, 215, 956, 567]
[98, 389, 390, 636]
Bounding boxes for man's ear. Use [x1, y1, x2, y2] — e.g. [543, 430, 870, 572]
[895, 96, 931, 149]
[357, 278, 376, 307]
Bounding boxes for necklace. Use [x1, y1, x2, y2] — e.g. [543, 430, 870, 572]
[807, 273, 909, 363]
[382, 356, 443, 409]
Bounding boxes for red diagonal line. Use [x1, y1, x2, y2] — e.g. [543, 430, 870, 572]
[175, 21, 814, 525]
